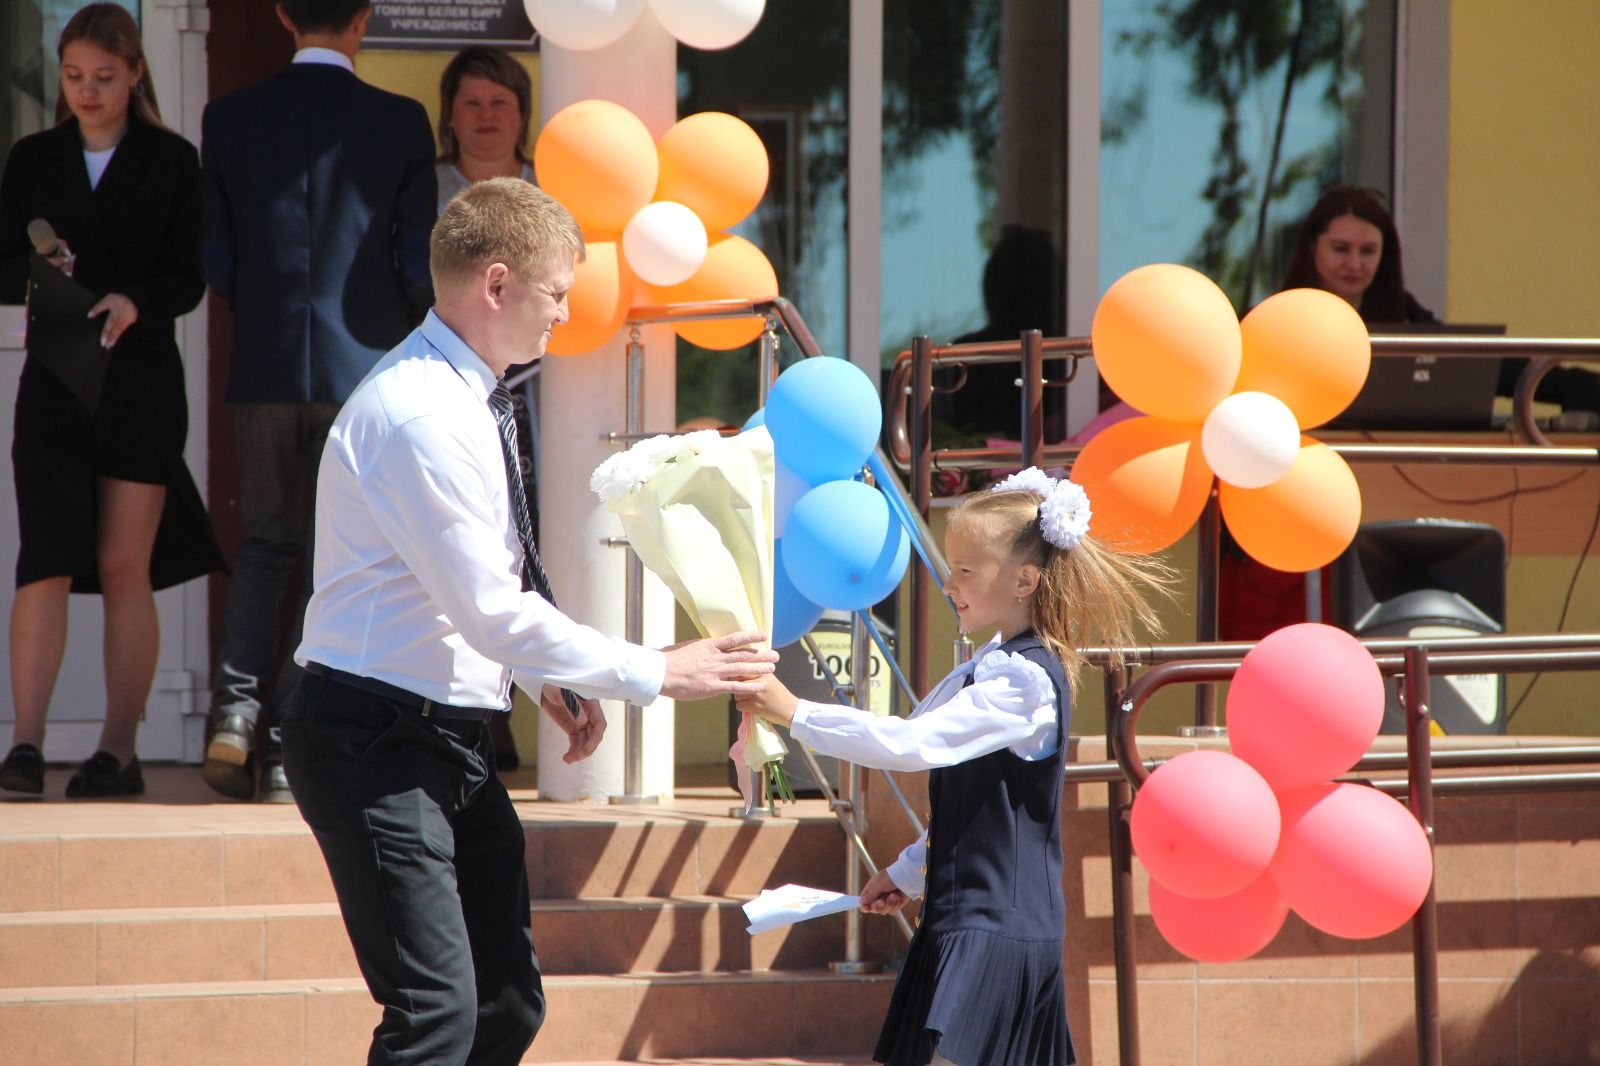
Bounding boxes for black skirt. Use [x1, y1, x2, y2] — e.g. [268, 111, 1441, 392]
[875, 926, 1074, 1066]
[12, 340, 224, 592]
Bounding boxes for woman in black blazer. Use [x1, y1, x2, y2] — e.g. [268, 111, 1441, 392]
[0, 5, 222, 797]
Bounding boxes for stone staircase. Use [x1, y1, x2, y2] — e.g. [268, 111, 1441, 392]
[0, 768, 894, 1065]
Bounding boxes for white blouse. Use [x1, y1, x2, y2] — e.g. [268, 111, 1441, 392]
[789, 635, 1060, 899]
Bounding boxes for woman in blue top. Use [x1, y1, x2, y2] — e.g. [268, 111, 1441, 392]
[740, 468, 1172, 1066]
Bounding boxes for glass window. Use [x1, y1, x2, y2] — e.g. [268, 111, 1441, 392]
[1100, 0, 1395, 312]
[1, 1, 140, 164]
[676, 0, 850, 427]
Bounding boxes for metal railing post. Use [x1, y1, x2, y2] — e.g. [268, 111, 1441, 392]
[1191, 492, 1222, 731]
[1019, 328, 1045, 470]
[1404, 647, 1442, 1066]
[611, 325, 655, 805]
[830, 610, 875, 973]
[909, 335, 935, 696]
[1104, 665, 1142, 1066]
[759, 313, 780, 407]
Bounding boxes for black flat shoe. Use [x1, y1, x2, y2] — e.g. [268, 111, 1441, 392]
[64, 751, 144, 798]
[0, 743, 44, 794]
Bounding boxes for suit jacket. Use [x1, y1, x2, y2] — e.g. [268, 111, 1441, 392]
[200, 62, 437, 404]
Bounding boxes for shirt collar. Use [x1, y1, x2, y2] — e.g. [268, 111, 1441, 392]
[292, 47, 355, 72]
[420, 310, 499, 402]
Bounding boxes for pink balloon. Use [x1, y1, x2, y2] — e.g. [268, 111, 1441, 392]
[1227, 623, 1385, 791]
[1270, 783, 1433, 939]
[1149, 871, 1288, 963]
[1130, 750, 1280, 899]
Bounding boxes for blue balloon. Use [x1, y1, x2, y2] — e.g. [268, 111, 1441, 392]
[782, 480, 910, 611]
[774, 459, 813, 538]
[765, 357, 882, 485]
[742, 407, 765, 431]
[771, 540, 826, 647]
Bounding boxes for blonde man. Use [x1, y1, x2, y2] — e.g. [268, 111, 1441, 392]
[281, 179, 776, 1066]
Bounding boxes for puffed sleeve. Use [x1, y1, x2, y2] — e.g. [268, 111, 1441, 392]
[885, 834, 928, 898]
[789, 648, 1058, 772]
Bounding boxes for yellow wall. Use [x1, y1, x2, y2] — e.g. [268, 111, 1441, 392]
[1447, 3, 1600, 736]
[1448, 2, 1600, 334]
[352, 49, 542, 160]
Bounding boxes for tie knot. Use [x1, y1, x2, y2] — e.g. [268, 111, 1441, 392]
[488, 383, 514, 421]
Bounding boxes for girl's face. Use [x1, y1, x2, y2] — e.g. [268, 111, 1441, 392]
[60, 39, 138, 139]
[943, 521, 1036, 636]
[450, 74, 522, 163]
[1312, 213, 1384, 306]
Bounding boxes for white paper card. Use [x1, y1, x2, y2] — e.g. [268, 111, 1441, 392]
[743, 883, 860, 935]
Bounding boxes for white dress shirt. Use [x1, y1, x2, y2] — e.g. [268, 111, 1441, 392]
[790, 634, 1060, 898]
[291, 46, 355, 73]
[296, 311, 665, 710]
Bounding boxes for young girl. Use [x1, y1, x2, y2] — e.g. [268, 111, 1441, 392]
[737, 468, 1171, 1066]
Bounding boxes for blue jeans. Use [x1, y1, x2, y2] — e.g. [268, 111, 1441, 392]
[209, 402, 341, 728]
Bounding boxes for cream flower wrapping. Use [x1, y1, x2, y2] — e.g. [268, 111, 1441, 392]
[592, 427, 790, 805]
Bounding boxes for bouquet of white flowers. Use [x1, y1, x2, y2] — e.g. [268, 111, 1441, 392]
[591, 427, 792, 806]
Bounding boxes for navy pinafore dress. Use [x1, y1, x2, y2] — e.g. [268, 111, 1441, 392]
[875, 630, 1075, 1066]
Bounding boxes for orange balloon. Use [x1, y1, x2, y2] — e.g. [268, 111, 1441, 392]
[1237, 288, 1371, 429]
[656, 112, 769, 233]
[547, 241, 634, 356]
[1220, 439, 1361, 571]
[1091, 264, 1243, 423]
[1069, 416, 1213, 553]
[534, 99, 659, 240]
[650, 234, 778, 350]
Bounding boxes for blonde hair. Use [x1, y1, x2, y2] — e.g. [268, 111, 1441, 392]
[55, 4, 164, 130]
[430, 178, 585, 292]
[949, 487, 1177, 696]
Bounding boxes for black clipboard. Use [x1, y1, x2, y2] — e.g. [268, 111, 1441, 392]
[26, 254, 110, 413]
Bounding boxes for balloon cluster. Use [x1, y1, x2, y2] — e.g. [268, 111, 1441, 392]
[535, 103, 777, 355]
[1075, 264, 1371, 572]
[1130, 624, 1433, 961]
[526, 0, 765, 52]
[745, 359, 910, 646]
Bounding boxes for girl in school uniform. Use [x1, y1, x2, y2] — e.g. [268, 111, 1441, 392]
[738, 467, 1172, 1066]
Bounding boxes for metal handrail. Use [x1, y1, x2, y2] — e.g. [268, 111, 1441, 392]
[884, 333, 1600, 469]
[1100, 635, 1600, 1066]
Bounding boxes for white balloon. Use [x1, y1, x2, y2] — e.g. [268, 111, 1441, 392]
[649, 0, 765, 50]
[1200, 391, 1302, 489]
[621, 201, 709, 286]
[524, 0, 645, 51]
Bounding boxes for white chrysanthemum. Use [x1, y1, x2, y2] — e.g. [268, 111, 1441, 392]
[1038, 479, 1092, 550]
[989, 466, 1058, 498]
[591, 430, 733, 503]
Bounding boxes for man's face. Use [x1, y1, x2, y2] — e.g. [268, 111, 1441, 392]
[503, 254, 574, 361]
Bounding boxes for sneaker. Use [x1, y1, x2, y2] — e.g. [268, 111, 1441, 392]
[65, 751, 145, 798]
[202, 711, 258, 801]
[257, 727, 293, 805]
[0, 743, 44, 795]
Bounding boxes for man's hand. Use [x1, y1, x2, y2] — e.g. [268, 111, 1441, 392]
[88, 292, 138, 348]
[540, 684, 606, 764]
[859, 868, 910, 916]
[658, 630, 778, 701]
[733, 675, 800, 727]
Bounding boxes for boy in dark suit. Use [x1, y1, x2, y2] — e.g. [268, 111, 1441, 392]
[199, 0, 437, 801]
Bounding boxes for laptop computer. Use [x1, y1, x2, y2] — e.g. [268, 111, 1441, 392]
[1335, 323, 1507, 430]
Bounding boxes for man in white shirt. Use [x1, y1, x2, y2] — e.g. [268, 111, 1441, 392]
[281, 178, 777, 1066]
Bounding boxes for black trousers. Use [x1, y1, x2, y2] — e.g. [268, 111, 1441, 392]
[280, 673, 543, 1066]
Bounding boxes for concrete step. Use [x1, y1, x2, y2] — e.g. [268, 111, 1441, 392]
[0, 782, 846, 913]
[0, 897, 850, 987]
[0, 971, 897, 1064]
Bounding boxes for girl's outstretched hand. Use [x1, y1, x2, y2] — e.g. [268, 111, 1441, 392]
[859, 868, 909, 916]
[732, 674, 800, 727]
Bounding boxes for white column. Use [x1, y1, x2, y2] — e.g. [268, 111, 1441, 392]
[1064, 0, 1102, 434]
[538, 9, 678, 801]
[846, 0, 882, 384]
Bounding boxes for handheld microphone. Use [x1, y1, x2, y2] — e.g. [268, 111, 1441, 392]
[26, 219, 65, 259]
